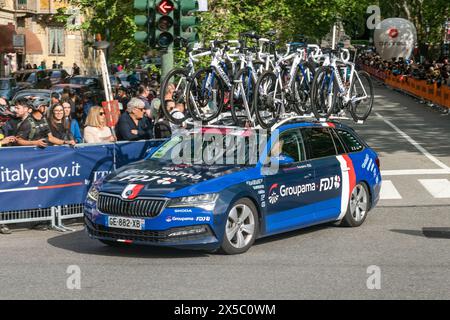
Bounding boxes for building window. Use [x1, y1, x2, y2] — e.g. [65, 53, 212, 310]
[49, 28, 65, 56]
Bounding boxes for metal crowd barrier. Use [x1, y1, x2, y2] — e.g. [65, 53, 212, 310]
[0, 139, 166, 233]
[0, 207, 56, 227]
[0, 204, 84, 232]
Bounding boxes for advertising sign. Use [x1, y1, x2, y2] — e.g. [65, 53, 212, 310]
[374, 18, 417, 60]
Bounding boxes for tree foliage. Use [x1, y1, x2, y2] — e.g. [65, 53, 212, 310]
[63, 0, 448, 63]
[378, 0, 449, 46]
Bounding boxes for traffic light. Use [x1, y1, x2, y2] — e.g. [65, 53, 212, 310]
[155, 0, 175, 48]
[177, 0, 199, 45]
[134, 0, 155, 45]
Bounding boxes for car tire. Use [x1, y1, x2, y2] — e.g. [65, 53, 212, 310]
[220, 198, 259, 255]
[339, 182, 370, 227]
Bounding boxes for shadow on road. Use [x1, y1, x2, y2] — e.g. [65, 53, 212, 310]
[390, 227, 450, 239]
[254, 223, 333, 246]
[47, 229, 211, 258]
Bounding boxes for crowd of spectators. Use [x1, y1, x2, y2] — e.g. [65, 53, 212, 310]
[0, 77, 188, 148]
[357, 51, 450, 87]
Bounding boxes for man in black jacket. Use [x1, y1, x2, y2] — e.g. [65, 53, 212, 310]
[116, 98, 153, 141]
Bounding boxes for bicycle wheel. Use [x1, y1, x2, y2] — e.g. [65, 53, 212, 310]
[230, 67, 255, 126]
[253, 70, 282, 129]
[349, 70, 374, 122]
[160, 68, 189, 124]
[187, 67, 225, 122]
[291, 62, 315, 114]
[310, 66, 339, 120]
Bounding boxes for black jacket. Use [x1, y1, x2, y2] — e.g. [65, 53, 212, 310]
[116, 112, 154, 141]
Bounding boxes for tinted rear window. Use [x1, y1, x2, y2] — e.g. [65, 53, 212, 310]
[302, 127, 337, 159]
[336, 129, 364, 153]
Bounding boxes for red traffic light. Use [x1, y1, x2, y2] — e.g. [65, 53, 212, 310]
[157, 0, 175, 15]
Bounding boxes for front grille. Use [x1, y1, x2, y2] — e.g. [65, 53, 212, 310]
[85, 217, 211, 243]
[97, 194, 167, 218]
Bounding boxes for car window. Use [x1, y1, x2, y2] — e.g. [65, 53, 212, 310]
[302, 127, 337, 160]
[330, 129, 347, 154]
[0, 80, 8, 89]
[336, 129, 364, 153]
[270, 130, 305, 163]
[50, 71, 61, 78]
[25, 73, 36, 83]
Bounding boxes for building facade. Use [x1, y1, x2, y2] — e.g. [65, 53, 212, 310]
[0, 0, 97, 77]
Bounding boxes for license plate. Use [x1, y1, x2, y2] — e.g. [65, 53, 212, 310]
[107, 216, 145, 230]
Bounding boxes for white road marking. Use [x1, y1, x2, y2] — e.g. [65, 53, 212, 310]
[381, 169, 450, 176]
[380, 180, 402, 199]
[375, 112, 450, 170]
[418, 179, 450, 198]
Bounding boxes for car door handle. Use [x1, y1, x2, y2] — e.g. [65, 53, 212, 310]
[303, 173, 313, 179]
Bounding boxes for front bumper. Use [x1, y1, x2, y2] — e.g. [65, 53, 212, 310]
[84, 208, 221, 251]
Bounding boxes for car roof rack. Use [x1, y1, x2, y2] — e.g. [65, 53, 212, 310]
[271, 113, 365, 131]
[183, 112, 365, 132]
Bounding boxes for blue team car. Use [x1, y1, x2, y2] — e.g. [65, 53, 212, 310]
[84, 119, 382, 254]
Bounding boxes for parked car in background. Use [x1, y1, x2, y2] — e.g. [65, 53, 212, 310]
[115, 72, 130, 88]
[50, 84, 92, 98]
[0, 78, 20, 101]
[12, 69, 69, 90]
[11, 89, 53, 105]
[13, 70, 49, 90]
[48, 69, 70, 86]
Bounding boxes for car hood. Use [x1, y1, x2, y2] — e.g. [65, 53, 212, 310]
[100, 159, 250, 197]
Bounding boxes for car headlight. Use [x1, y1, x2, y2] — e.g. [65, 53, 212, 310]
[87, 184, 99, 202]
[167, 193, 219, 211]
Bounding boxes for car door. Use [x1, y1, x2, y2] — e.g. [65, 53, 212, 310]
[301, 127, 343, 222]
[263, 129, 316, 235]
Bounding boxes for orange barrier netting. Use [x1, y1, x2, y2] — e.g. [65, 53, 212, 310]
[360, 65, 450, 109]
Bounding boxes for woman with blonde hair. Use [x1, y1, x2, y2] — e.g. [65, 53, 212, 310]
[83, 106, 116, 143]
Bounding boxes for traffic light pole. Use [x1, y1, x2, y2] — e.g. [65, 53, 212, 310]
[161, 44, 174, 78]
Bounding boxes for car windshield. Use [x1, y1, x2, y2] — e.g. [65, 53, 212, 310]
[150, 128, 265, 166]
[0, 80, 9, 90]
[23, 73, 36, 83]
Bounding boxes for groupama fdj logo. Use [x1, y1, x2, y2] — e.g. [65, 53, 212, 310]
[268, 176, 341, 205]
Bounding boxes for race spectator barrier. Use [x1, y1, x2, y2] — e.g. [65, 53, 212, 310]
[0, 140, 166, 230]
[360, 65, 450, 109]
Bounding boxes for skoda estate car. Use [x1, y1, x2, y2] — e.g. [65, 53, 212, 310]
[84, 120, 381, 254]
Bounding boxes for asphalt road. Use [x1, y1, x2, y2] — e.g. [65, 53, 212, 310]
[1, 82, 450, 300]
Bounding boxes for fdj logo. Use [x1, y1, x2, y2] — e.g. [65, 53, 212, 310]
[320, 176, 341, 192]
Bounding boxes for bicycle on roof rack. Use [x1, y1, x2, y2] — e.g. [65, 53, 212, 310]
[310, 47, 374, 123]
[159, 37, 212, 125]
[185, 39, 241, 123]
[230, 31, 280, 127]
[160, 35, 375, 129]
[252, 42, 316, 129]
